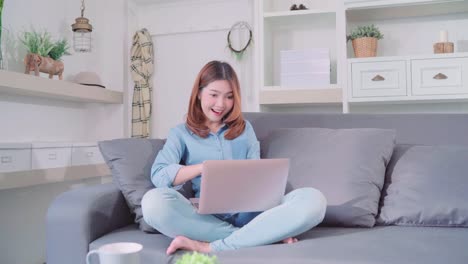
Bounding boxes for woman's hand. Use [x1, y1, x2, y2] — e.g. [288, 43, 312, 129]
[172, 163, 203, 186]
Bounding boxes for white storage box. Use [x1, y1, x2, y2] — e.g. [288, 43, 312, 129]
[280, 49, 330, 62]
[31, 142, 72, 169]
[281, 72, 330, 87]
[280, 49, 331, 88]
[281, 60, 330, 74]
[71, 142, 105, 166]
[0, 143, 32, 173]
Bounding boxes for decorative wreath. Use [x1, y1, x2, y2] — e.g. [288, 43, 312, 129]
[227, 21, 253, 60]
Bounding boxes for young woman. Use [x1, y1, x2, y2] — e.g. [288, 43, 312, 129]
[141, 60, 327, 254]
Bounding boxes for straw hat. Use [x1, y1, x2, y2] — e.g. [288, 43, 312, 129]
[73, 72, 105, 88]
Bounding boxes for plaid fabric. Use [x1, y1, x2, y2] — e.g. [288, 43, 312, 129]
[130, 28, 154, 138]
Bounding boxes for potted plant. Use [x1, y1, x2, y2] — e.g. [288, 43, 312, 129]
[19, 29, 70, 80]
[175, 252, 218, 264]
[49, 39, 71, 61]
[348, 24, 384, 58]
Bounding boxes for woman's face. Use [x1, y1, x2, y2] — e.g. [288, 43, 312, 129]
[198, 80, 234, 125]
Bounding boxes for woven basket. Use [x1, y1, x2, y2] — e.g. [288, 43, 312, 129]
[352, 37, 378, 58]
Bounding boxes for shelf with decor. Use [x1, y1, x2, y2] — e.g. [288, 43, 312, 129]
[345, 0, 468, 59]
[264, 8, 336, 18]
[255, 0, 343, 109]
[0, 70, 123, 104]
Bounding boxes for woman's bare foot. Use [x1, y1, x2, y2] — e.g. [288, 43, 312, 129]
[282, 237, 299, 244]
[166, 236, 211, 255]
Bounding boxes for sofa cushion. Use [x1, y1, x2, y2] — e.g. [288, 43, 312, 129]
[99, 138, 166, 233]
[261, 128, 395, 227]
[378, 145, 468, 227]
[90, 225, 468, 264]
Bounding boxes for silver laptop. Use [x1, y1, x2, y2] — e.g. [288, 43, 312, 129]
[190, 158, 289, 214]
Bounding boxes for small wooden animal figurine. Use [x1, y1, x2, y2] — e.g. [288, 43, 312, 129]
[24, 53, 64, 80]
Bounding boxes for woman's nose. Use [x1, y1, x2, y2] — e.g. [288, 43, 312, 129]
[215, 98, 225, 107]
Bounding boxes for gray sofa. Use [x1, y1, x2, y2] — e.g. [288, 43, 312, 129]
[47, 112, 468, 264]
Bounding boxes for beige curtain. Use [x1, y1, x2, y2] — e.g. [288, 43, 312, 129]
[130, 28, 154, 138]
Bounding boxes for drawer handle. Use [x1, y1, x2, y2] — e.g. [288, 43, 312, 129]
[433, 73, 448, 80]
[86, 152, 94, 157]
[48, 153, 57, 160]
[372, 75, 385, 81]
[1, 156, 13, 164]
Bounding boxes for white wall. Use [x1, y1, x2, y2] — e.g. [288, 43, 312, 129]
[0, 0, 130, 263]
[137, 0, 256, 138]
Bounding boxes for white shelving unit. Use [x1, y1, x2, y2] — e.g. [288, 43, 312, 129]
[255, 0, 345, 108]
[255, 0, 468, 112]
[0, 70, 123, 104]
[344, 0, 468, 109]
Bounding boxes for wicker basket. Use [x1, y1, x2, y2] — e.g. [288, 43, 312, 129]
[352, 37, 378, 58]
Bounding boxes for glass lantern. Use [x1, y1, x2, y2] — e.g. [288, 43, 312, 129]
[71, 1, 92, 53]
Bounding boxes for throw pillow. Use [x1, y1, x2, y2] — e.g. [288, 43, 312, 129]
[377, 145, 468, 227]
[261, 128, 396, 227]
[99, 138, 168, 233]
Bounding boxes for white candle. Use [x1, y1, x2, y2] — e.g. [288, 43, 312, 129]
[440, 30, 448, 43]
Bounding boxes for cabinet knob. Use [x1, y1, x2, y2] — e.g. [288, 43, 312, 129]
[48, 153, 57, 160]
[433, 73, 448, 80]
[372, 75, 385, 81]
[1, 156, 13, 164]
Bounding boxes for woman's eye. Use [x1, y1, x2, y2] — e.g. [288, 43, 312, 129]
[227, 95, 234, 99]
[210, 94, 217, 98]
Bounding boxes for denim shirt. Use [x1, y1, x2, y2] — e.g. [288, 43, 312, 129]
[150, 120, 260, 198]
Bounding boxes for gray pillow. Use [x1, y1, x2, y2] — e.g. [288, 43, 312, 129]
[98, 138, 165, 233]
[261, 128, 396, 227]
[377, 145, 468, 227]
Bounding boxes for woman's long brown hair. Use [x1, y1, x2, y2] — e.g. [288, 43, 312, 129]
[186, 61, 245, 140]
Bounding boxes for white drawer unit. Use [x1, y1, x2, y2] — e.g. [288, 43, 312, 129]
[411, 57, 468, 96]
[31, 142, 72, 169]
[351, 60, 407, 98]
[0, 143, 32, 173]
[71, 143, 105, 166]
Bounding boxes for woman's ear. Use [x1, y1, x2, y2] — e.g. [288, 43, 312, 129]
[197, 89, 202, 100]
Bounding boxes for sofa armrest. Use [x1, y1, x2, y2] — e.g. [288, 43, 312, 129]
[46, 183, 133, 264]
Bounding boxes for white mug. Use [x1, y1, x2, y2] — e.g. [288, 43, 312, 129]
[86, 242, 143, 264]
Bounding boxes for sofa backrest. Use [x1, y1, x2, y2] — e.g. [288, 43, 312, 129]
[244, 112, 468, 146]
[245, 112, 468, 228]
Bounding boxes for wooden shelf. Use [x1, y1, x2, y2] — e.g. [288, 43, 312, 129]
[264, 9, 336, 18]
[259, 86, 342, 105]
[0, 70, 123, 104]
[0, 164, 111, 190]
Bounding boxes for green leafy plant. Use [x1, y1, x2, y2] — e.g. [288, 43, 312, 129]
[1, 0, 4, 67]
[19, 28, 71, 60]
[347, 24, 384, 42]
[19, 29, 55, 57]
[49, 39, 71, 60]
[175, 252, 218, 264]
[0, 0, 4, 40]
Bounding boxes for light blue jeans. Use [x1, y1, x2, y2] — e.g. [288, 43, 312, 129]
[141, 187, 327, 251]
